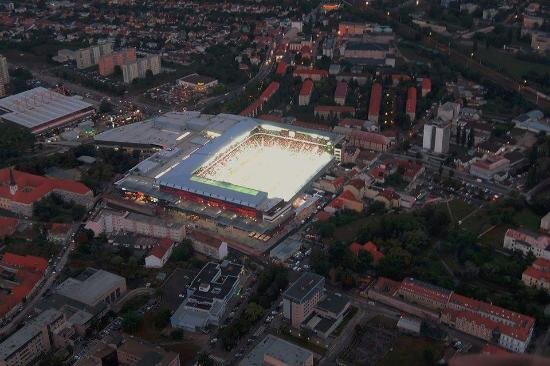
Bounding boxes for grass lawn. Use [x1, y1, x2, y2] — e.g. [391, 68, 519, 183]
[512, 208, 540, 231]
[459, 210, 493, 236]
[332, 216, 377, 243]
[478, 225, 507, 249]
[377, 336, 445, 366]
[448, 200, 476, 223]
[477, 47, 550, 82]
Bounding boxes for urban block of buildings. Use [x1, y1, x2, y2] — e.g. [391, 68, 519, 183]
[0, 253, 47, 320]
[171, 261, 244, 331]
[368, 277, 535, 352]
[239, 334, 313, 366]
[504, 228, 550, 260]
[283, 272, 351, 339]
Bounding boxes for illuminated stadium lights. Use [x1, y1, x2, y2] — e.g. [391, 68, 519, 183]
[196, 134, 332, 201]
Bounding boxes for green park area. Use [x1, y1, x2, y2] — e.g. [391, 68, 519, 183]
[378, 336, 445, 366]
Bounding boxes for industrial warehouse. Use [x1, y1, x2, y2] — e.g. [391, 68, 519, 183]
[0, 87, 95, 134]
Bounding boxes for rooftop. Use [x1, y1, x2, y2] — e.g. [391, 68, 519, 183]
[0, 87, 93, 132]
[239, 334, 312, 366]
[283, 272, 324, 303]
[56, 268, 125, 306]
[0, 309, 63, 360]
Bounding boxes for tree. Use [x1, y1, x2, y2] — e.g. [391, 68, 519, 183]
[171, 239, 194, 262]
[197, 353, 214, 366]
[243, 302, 264, 323]
[99, 99, 113, 113]
[171, 329, 184, 340]
[356, 251, 373, 273]
[153, 308, 171, 329]
[121, 311, 142, 333]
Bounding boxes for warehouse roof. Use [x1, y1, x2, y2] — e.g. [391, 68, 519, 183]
[239, 335, 312, 366]
[0, 87, 93, 131]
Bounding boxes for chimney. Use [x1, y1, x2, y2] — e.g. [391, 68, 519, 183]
[8, 167, 17, 196]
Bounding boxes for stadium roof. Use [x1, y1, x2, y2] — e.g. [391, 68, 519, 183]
[94, 111, 195, 149]
[157, 117, 336, 210]
[0, 87, 94, 132]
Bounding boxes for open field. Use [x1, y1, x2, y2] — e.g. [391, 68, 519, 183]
[477, 48, 550, 82]
[378, 336, 445, 366]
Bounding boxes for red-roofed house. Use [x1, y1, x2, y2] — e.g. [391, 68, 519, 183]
[276, 61, 287, 76]
[349, 241, 384, 264]
[318, 176, 346, 194]
[145, 238, 175, 268]
[314, 105, 355, 119]
[522, 258, 550, 293]
[406, 87, 417, 121]
[368, 83, 382, 123]
[0, 168, 93, 217]
[334, 82, 348, 106]
[188, 231, 228, 260]
[374, 188, 400, 208]
[397, 277, 453, 311]
[344, 178, 366, 199]
[326, 189, 363, 214]
[299, 79, 314, 106]
[0, 216, 18, 238]
[421, 78, 431, 97]
[240, 82, 280, 117]
[0, 253, 48, 318]
[445, 293, 535, 353]
[503, 228, 550, 260]
[293, 68, 328, 81]
[346, 130, 390, 151]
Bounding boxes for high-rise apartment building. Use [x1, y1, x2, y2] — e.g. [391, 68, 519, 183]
[423, 119, 451, 154]
[0, 55, 9, 97]
[283, 272, 325, 327]
[98, 48, 136, 76]
[122, 54, 161, 84]
[75, 42, 114, 69]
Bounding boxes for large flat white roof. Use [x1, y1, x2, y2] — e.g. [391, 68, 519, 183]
[0, 87, 93, 130]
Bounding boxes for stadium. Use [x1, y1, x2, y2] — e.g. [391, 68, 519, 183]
[157, 119, 335, 222]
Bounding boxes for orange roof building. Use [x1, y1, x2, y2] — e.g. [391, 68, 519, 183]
[0, 168, 93, 217]
[0, 253, 48, 317]
[299, 79, 314, 106]
[349, 241, 384, 264]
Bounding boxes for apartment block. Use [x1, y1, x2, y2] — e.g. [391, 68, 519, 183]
[122, 54, 161, 84]
[0, 55, 8, 98]
[0, 309, 65, 366]
[98, 48, 137, 76]
[423, 119, 451, 154]
[85, 208, 186, 241]
[75, 42, 113, 69]
[283, 272, 325, 327]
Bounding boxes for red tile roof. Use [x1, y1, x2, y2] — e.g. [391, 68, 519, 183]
[348, 130, 389, 146]
[0, 253, 47, 317]
[338, 118, 365, 129]
[406, 87, 417, 115]
[276, 61, 287, 76]
[400, 277, 453, 304]
[1, 253, 48, 272]
[368, 83, 382, 118]
[293, 68, 328, 79]
[189, 231, 223, 249]
[315, 105, 355, 113]
[149, 238, 174, 259]
[334, 81, 348, 100]
[421, 78, 432, 92]
[0, 169, 91, 205]
[300, 79, 314, 96]
[349, 241, 384, 263]
[260, 81, 280, 101]
[523, 266, 550, 283]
